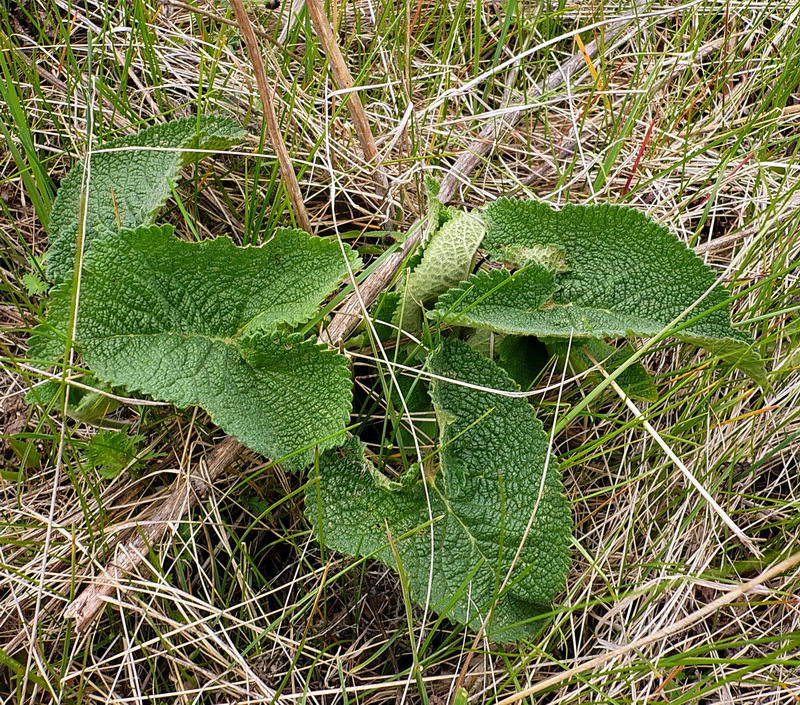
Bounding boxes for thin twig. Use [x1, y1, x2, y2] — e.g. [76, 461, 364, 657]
[164, 0, 272, 39]
[493, 550, 800, 705]
[228, 0, 312, 232]
[304, 0, 388, 197]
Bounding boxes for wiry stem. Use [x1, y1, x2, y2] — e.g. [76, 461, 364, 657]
[304, 0, 389, 198]
[229, 0, 312, 232]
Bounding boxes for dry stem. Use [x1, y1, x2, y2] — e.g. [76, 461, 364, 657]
[228, 0, 312, 232]
[63, 436, 244, 630]
[304, 0, 388, 197]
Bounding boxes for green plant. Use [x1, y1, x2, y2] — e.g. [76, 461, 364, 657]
[84, 429, 146, 479]
[29, 116, 765, 643]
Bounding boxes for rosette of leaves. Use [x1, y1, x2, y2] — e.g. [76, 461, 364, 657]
[26, 116, 768, 647]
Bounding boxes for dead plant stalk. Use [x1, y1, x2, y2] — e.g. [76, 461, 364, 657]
[303, 0, 388, 197]
[228, 0, 312, 232]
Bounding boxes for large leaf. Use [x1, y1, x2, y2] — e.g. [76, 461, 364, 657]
[34, 225, 359, 467]
[46, 115, 245, 283]
[435, 199, 765, 383]
[305, 340, 571, 641]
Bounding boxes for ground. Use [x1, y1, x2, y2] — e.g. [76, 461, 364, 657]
[0, 0, 799, 703]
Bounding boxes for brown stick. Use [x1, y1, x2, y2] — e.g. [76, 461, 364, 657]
[694, 227, 757, 254]
[320, 225, 421, 344]
[229, 0, 312, 232]
[493, 550, 800, 705]
[165, 0, 273, 40]
[304, 0, 388, 197]
[64, 436, 244, 631]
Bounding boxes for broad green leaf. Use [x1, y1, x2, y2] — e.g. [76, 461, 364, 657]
[438, 199, 765, 383]
[431, 264, 556, 330]
[395, 209, 486, 331]
[546, 338, 658, 402]
[482, 199, 738, 341]
[46, 115, 246, 283]
[35, 224, 359, 468]
[306, 340, 571, 641]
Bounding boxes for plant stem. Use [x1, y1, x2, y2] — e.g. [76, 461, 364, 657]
[228, 0, 312, 232]
[304, 0, 388, 198]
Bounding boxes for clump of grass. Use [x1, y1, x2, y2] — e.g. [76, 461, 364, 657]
[1, 1, 799, 703]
